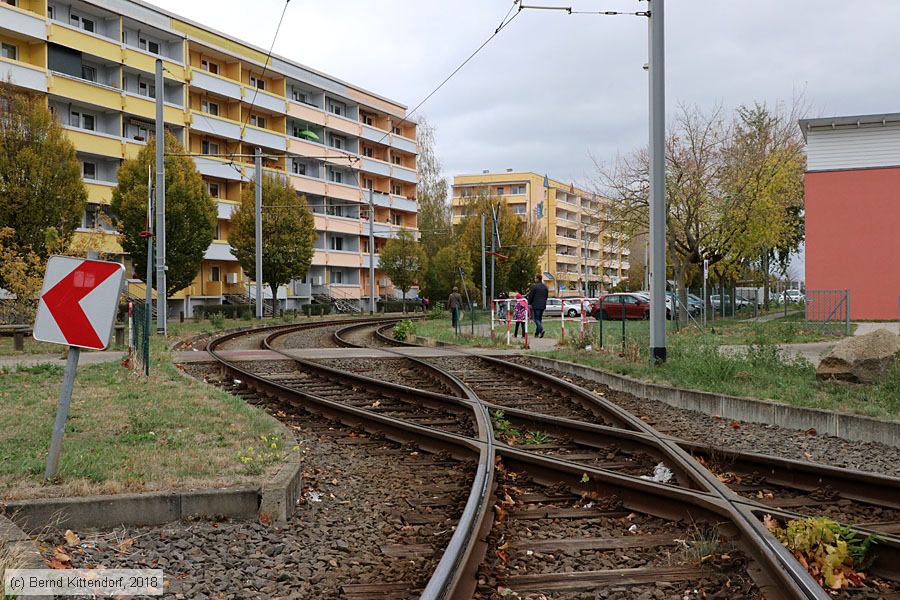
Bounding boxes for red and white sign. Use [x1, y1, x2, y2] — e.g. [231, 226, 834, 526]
[34, 256, 125, 350]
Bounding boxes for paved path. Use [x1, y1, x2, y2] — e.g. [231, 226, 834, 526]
[854, 322, 900, 336]
[741, 310, 801, 323]
[719, 342, 836, 367]
[0, 351, 125, 370]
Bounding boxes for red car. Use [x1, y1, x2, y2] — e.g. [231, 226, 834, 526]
[590, 293, 651, 320]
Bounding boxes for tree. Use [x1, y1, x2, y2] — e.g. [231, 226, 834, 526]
[230, 175, 316, 310]
[415, 117, 452, 258]
[0, 83, 86, 292]
[379, 229, 427, 313]
[422, 238, 474, 307]
[457, 192, 544, 297]
[111, 132, 215, 297]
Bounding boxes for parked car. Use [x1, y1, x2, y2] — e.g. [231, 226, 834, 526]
[665, 291, 702, 318]
[544, 297, 595, 317]
[782, 289, 805, 303]
[543, 297, 564, 316]
[590, 293, 651, 320]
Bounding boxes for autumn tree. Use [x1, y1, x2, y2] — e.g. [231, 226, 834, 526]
[415, 116, 452, 258]
[229, 175, 316, 312]
[379, 229, 427, 313]
[457, 191, 544, 297]
[112, 132, 215, 297]
[0, 83, 86, 295]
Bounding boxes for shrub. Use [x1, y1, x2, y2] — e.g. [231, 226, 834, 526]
[302, 303, 332, 317]
[194, 304, 253, 319]
[392, 319, 417, 341]
[379, 299, 415, 313]
[208, 312, 226, 329]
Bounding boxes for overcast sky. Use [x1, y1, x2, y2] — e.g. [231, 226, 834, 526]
[147, 0, 900, 280]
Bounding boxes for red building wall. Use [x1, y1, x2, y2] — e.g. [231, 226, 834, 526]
[805, 167, 900, 320]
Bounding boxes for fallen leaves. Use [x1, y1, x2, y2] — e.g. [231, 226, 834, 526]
[64, 529, 80, 546]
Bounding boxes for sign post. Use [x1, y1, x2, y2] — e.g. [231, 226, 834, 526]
[34, 256, 125, 480]
[702, 258, 708, 328]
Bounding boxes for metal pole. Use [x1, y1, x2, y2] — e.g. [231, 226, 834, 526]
[490, 204, 497, 304]
[255, 147, 263, 319]
[648, 0, 667, 363]
[145, 166, 153, 376]
[45, 346, 81, 480]
[481, 213, 487, 308]
[154, 58, 166, 334]
[368, 190, 376, 314]
[702, 270, 707, 329]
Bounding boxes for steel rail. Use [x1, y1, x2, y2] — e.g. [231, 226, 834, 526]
[341, 327, 836, 599]
[201, 321, 898, 599]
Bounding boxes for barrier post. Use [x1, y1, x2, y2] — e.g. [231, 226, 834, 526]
[599, 301, 604, 349]
[491, 300, 495, 339]
[621, 294, 626, 352]
[523, 299, 530, 350]
[506, 300, 511, 346]
[560, 300, 565, 344]
[581, 297, 587, 341]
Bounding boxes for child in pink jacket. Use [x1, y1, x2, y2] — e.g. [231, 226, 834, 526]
[513, 293, 528, 337]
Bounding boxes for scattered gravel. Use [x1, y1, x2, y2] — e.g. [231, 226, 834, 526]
[39, 410, 474, 599]
[506, 357, 900, 478]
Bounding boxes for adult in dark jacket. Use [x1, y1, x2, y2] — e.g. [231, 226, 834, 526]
[526, 274, 549, 337]
[447, 287, 463, 329]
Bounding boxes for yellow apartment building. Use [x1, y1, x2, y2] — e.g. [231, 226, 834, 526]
[451, 171, 630, 296]
[0, 0, 418, 315]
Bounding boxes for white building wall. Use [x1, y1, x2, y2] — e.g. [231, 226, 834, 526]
[805, 123, 900, 172]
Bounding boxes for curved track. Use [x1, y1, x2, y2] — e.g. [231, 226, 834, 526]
[197, 319, 900, 599]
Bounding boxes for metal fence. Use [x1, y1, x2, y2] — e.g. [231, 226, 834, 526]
[806, 289, 851, 336]
[131, 302, 151, 376]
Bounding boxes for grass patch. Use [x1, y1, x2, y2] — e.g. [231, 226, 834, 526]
[531, 332, 900, 420]
[0, 336, 71, 356]
[0, 339, 285, 500]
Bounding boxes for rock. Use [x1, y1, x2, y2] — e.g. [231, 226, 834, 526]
[816, 329, 900, 383]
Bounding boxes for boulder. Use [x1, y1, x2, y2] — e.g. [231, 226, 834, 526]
[816, 329, 900, 383]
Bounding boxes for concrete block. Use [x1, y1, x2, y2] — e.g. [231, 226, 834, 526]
[676, 390, 720, 415]
[259, 460, 303, 526]
[180, 488, 259, 520]
[836, 414, 895, 446]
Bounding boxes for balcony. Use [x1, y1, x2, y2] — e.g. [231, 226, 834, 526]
[63, 126, 123, 158]
[287, 137, 348, 163]
[122, 48, 185, 81]
[190, 68, 242, 101]
[243, 123, 286, 151]
[287, 101, 326, 126]
[48, 72, 120, 112]
[217, 201, 239, 220]
[1, 3, 47, 40]
[244, 86, 286, 114]
[194, 156, 247, 182]
[390, 195, 417, 212]
[123, 93, 185, 125]
[313, 215, 363, 235]
[204, 242, 238, 262]
[84, 180, 115, 205]
[0, 58, 46, 92]
[360, 124, 387, 144]
[48, 22, 120, 63]
[360, 157, 391, 177]
[324, 112, 361, 137]
[390, 134, 417, 155]
[191, 111, 241, 140]
[391, 164, 417, 184]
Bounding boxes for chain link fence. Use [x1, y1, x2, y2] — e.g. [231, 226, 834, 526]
[806, 289, 851, 336]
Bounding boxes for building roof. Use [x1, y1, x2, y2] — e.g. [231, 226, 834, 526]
[798, 112, 900, 141]
[453, 171, 594, 195]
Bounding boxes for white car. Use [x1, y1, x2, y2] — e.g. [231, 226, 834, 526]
[543, 298, 594, 317]
[782, 289, 805, 303]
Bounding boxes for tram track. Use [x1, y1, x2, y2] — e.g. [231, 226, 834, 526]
[186, 318, 900, 599]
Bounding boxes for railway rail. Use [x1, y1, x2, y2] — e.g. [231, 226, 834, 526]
[191, 317, 900, 599]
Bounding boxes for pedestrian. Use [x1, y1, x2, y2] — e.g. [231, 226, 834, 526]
[423, 297, 430, 312]
[512, 293, 528, 338]
[496, 290, 509, 320]
[526, 274, 549, 338]
[447, 287, 463, 329]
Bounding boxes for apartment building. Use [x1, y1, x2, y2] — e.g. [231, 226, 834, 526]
[0, 0, 418, 314]
[451, 171, 629, 296]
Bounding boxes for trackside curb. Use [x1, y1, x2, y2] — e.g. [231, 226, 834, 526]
[526, 356, 900, 448]
[0, 514, 48, 600]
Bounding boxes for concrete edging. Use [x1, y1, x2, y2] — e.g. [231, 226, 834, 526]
[526, 355, 900, 448]
[0, 514, 48, 600]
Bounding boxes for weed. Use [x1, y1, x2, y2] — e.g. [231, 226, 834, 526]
[208, 312, 226, 329]
[523, 430, 552, 445]
[237, 434, 286, 475]
[392, 320, 417, 342]
[764, 515, 878, 589]
[491, 410, 522, 444]
[1, 536, 31, 599]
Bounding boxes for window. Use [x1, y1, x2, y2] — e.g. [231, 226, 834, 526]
[362, 146, 373, 158]
[328, 168, 343, 184]
[391, 183, 402, 196]
[81, 65, 97, 82]
[47, 5, 54, 19]
[291, 160, 306, 176]
[207, 182, 220, 198]
[210, 266, 220, 282]
[391, 213, 402, 226]
[249, 76, 266, 91]
[328, 99, 344, 116]
[291, 87, 307, 103]
[330, 236, 344, 251]
[1, 43, 16, 61]
[82, 162, 96, 179]
[511, 185, 525, 195]
[250, 115, 266, 128]
[331, 270, 343, 284]
[392, 126, 401, 135]
[71, 14, 95, 32]
[138, 81, 156, 98]
[201, 99, 219, 116]
[83, 204, 99, 229]
[200, 59, 219, 75]
[215, 222, 221, 239]
[149, 40, 160, 54]
[392, 154, 402, 166]
[201, 140, 220, 155]
[511, 204, 526, 215]
[364, 178, 374, 190]
[70, 111, 95, 131]
[328, 134, 345, 150]
[495, 186, 505, 195]
[361, 113, 373, 126]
